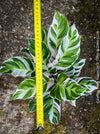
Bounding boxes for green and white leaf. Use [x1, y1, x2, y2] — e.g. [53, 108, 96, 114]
[28, 27, 48, 63]
[21, 48, 34, 61]
[64, 58, 86, 79]
[48, 11, 69, 57]
[28, 98, 36, 112]
[28, 38, 51, 65]
[29, 92, 61, 124]
[72, 58, 85, 78]
[50, 24, 80, 69]
[76, 77, 97, 94]
[0, 57, 34, 77]
[44, 92, 61, 124]
[42, 26, 48, 44]
[12, 77, 36, 100]
[42, 42, 51, 65]
[25, 71, 35, 78]
[21, 48, 30, 56]
[69, 100, 76, 106]
[63, 66, 74, 78]
[28, 38, 35, 62]
[48, 67, 57, 74]
[49, 73, 85, 102]
[0, 67, 11, 75]
[12, 75, 49, 100]
[43, 75, 50, 92]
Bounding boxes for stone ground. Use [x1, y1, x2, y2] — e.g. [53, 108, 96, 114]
[0, 0, 100, 134]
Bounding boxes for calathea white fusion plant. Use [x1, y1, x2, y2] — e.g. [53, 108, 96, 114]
[0, 11, 97, 124]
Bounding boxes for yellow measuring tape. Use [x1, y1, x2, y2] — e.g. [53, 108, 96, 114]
[34, 0, 44, 130]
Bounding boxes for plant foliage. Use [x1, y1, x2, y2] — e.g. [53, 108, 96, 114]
[0, 11, 97, 125]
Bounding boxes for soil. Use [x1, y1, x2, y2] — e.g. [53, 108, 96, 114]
[0, 0, 100, 134]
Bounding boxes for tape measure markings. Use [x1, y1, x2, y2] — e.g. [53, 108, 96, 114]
[34, 0, 44, 129]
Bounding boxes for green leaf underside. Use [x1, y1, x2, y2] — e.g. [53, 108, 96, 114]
[48, 11, 69, 55]
[49, 73, 85, 101]
[0, 57, 34, 77]
[29, 92, 60, 124]
[12, 75, 49, 100]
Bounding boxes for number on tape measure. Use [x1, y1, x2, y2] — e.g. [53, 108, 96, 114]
[34, 0, 44, 129]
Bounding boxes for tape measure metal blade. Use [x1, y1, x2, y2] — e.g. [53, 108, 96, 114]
[34, 0, 44, 129]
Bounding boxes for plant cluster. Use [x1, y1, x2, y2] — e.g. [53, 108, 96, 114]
[0, 11, 97, 124]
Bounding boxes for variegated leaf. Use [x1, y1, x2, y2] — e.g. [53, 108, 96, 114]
[28, 38, 35, 61]
[48, 67, 57, 74]
[44, 92, 61, 124]
[42, 26, 48, 44]
[50, 24, 80, 70]
[64, 58, 86, 79]
[0, 67, 11, 75]
[29, 92, 61, 124]
[49, 73, 85, 102]
[64, 66, 74, 78]
[28, 26, 48, 62]
[76, 77, 97, 94]
[72, 58, 85, 78]
[28, 38, 51, 65]
[42, 42, 51, 65]
[0, 57, 34, 77]
[21, 48, 34, 61]
[12, 75, 49, 100]
[28, 98, 36, 112]
[43, 75, 50, 92]
[21, 48, 30, 56]
[48, 10, 69, 57]
[12, 77, 36, 100]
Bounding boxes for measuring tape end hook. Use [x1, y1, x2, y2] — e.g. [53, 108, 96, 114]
[36, 124, 44, 131]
